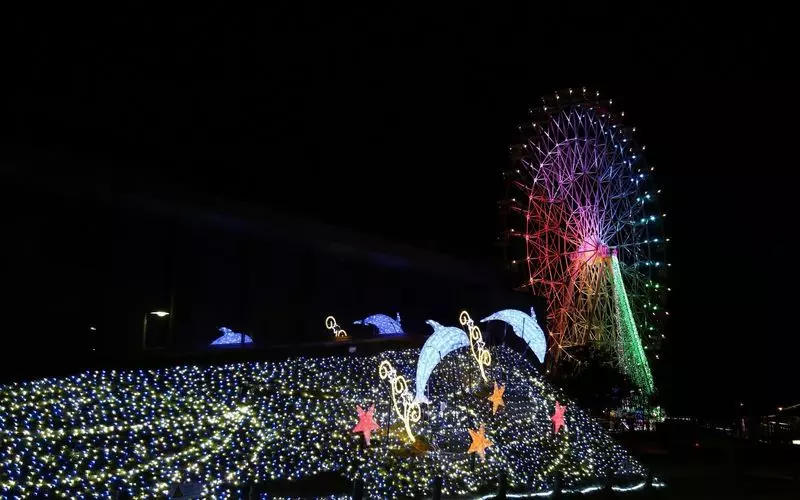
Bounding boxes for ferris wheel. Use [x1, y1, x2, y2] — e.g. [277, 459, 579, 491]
[501, 88, 668, 395]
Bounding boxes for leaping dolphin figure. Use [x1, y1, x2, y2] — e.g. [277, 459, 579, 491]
[353, 312, 404, 335]
[210, 327, 254, 346]
[480, 307, 547, 363]
[413, 320, 469, 404]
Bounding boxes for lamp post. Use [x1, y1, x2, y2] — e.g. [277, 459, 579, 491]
[142, 311, 170, 350]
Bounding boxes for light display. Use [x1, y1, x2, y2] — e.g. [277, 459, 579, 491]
[467, 424, 493, 461]
[0, 346, 651, 498]
[352, 405, 380, 446]
[551, 401, 567, 434]
[480, 307, 547, 363]
[502, 88, 667, 393]
[413, 320, 469, 404]
[378, 360, 421, 443]
[460, 311, 491, 383]
[325, 315, 348, 338]
[611, 253, 654, 395]
[210, 327, 253, 346]
[353, 313, 404, 335]
[487, 383, 505, 415]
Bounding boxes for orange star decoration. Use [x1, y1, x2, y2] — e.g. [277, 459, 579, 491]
[487, 383, 505, 415]
[467, 424, 493, 461]
[352, 404, 380, 446]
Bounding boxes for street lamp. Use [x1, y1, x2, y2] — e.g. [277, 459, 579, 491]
[142, 311, 170, 350]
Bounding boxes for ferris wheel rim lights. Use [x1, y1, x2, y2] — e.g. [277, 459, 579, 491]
[503, 88, 667, 392]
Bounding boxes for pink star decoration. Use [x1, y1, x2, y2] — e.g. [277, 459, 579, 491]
[551, 401, 567, 434]
[352, 404, 380, 446]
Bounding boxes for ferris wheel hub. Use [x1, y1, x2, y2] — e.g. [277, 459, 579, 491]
[574, 237, 610, 265]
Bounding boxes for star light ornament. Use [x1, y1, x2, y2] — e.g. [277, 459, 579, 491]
[467, 424, 493, 461]
[352, 405, 380, 446]
[487, 383, 505, 415]
[551, 401, 567, 434]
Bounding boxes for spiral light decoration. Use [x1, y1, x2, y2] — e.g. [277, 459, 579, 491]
[325, 315, 348, 338]
[378, 360, 421, 442]
[459, 311, 491, 383]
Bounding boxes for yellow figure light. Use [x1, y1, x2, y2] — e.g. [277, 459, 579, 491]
[459, 310, 491, 383]
[378, 360, 421, 443]
[325, 316, 348, 338]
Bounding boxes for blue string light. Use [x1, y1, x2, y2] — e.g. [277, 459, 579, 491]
[210, 327, 253, 346]
[480, 308, 547, 363]
[353, 313, 404, 335]
[414, 320, 470, 404]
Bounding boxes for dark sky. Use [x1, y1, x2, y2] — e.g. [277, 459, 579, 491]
[3, 6, 796, 415]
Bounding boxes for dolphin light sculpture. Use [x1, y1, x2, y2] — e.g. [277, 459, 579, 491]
[210, 327, 254, 346]
[413, 320, 469, 404]
[480, 307, 547, 363]
[354, 313, 404, 335]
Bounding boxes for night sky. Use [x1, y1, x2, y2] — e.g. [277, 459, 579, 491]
[3, 6, 796, 416]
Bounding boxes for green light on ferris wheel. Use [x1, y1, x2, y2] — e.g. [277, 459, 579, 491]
[611, 254, 655, 396]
